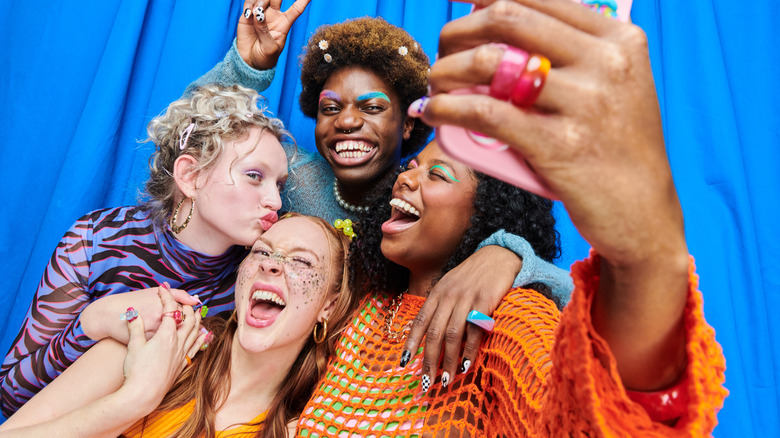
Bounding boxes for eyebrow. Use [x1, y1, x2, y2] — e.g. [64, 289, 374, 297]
[255, 238, 321, 262]
[357, 91, 390, 102]
[319, 90, 341, 104]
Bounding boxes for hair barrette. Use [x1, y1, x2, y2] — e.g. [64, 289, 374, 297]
[179, 122, 196, 151]
[333, 219, 356, 240]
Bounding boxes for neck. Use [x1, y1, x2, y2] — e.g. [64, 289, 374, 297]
[406, 268, 442, 298]
[223, 335, 302, 411]
[173, 222, 232, 256]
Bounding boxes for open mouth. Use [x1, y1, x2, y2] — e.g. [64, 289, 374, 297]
[381, 198, 421, 234]
[247, 289, 287, 327]
[333, 140, 375, 161]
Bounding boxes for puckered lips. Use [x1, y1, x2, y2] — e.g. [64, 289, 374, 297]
[246, 282, 287, 328]
[329, 139, 376, 167]
[259, 211, 279, 232]
[381, 197, 421, 235]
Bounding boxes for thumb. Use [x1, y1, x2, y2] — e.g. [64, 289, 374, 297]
[125, 308, 146, 351]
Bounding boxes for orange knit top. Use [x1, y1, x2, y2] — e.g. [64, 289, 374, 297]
[121, 400, 266, 437]
[297, 254, 727, 437]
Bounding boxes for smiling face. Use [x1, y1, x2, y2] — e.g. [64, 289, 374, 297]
[234, 216, 337, 354]
[183, 126, 288, 254]
[315, 66, 413, 189]
[380, 140, 478, 273]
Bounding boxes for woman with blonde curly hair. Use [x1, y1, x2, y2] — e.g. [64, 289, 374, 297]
[0, 83, 292, 416]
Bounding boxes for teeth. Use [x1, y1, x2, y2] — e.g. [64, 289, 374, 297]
[389, 198, 420, 217]
[335, 141, 373, 154]
[251, 290, 286, 307]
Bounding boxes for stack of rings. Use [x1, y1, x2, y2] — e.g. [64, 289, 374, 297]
[489, 43, 551, 108]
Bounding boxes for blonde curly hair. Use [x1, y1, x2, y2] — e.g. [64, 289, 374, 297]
[144, 83, 294, 226]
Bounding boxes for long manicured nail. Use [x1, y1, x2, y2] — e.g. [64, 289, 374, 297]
[441, 371, 450, 388]
[459, 358, 471, 374]
[399, 350, 411, 368]
[421, 374, 431, 392]
[407, 96, 429, 118]
[243, 8, 252, 18]
[192, 294, 203, 305]
[254, 6, 265, 22]
[161, 281, 171, 291]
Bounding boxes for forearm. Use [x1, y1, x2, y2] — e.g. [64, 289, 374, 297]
[185, 39, 275, 97]
[591, 244, 690, 390]
[0, 385, 152, 437]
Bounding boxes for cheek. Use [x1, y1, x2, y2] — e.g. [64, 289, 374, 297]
[286, 269, 326, 309]
[235, 262, 256, 299]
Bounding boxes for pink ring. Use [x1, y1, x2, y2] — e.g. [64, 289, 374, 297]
[510, 55, 551, 108]
[489, 44, 530, 101]
[162, 310, 183, 325]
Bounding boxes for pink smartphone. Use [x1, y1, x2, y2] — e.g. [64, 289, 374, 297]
[436, 86, 558, 199]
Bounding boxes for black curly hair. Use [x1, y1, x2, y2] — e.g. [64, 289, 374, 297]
[298, 17, 432, 158]
[350, 167, 563, 309]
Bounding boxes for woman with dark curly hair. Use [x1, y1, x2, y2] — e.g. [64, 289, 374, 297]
[293, 138, 725, 436]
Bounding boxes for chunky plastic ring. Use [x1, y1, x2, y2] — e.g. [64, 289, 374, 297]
[184, 355, 192, 367]
[489, 44, 530, 101]
[120, 307, 138, 322]
[466, 310, 495, 332]
[510, 55, 551, 108]
[162, 310, 183, 325]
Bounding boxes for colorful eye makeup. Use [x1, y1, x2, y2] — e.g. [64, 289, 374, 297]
[357, 91, 390, 103]
[430, 165, 460, 182]
[319, 90, 341, 104]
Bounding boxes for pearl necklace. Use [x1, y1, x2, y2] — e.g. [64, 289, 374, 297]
[333, 180, 369, 213]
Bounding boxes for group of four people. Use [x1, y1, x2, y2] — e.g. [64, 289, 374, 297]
[0, 0, 726, 436]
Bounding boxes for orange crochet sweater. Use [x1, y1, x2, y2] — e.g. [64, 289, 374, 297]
[297, 254, 727, 437]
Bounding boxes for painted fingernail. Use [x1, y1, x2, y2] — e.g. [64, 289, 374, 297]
[121, 307, 138, 322]
[459, 358, 472, 374]
[200, 342, 210, 351]
[200, 305, 209, 318]
[441, 371, 450, 388]
[243, 8, 252, 18]
[162, 282, 171, 291]
[204, 331, 214, 344]
[192, 294, 203, 305]
[407, 96, 429, 118]
[254, 6, 265, 22]
[421, 374, 431, 392]
[399, 350, 411, 368]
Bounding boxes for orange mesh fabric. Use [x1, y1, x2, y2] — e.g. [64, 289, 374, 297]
[121, 400, 266, 437]
[297, 254, 726, 437]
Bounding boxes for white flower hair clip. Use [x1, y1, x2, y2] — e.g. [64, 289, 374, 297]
[398, 46, 408, 56]
[318, 40, 329, 50]
[324, 53, 333, 63]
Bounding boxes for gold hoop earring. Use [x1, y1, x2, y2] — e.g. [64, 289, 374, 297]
[313, 318, 328, 344]
[171, 197, 195, 234]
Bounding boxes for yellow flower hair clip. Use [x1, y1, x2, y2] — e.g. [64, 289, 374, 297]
[334, 219, 356, 240]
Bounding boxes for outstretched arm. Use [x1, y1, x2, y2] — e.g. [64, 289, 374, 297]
[186, 0, 310, 95]
[0, 290, 203, 437]
[417, 0, 688, 391]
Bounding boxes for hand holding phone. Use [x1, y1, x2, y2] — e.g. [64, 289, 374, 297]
[436, 86, 558, 200]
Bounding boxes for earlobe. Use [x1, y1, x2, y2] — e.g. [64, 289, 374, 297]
[173, 154, 200, 198]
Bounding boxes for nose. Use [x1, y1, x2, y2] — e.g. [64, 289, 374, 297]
[259, 256, 284, 275]
[261, 183, 283, 212]
[396, 166, 420, 191]
[335, 106, 363, 133]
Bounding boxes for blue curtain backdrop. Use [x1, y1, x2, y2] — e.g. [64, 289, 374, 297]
[0, 1, 777, 434]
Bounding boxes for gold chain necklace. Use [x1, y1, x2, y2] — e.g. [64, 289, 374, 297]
[383, 291, 412, 343]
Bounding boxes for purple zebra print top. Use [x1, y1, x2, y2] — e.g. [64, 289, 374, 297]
[0, 206, 246, 416]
